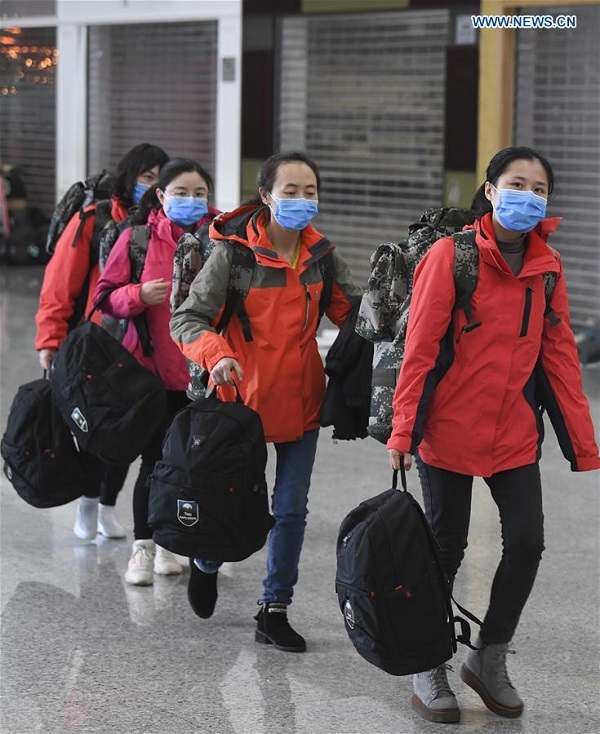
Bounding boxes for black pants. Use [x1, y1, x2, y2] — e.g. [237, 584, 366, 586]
[418, 459, 545, 644]
[133, 390, 189, 540]
[83, 462, 129, 506]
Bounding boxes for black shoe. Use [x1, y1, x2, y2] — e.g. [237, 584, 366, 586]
[187, 559, 218, 619]
[254, 602, 306, 652]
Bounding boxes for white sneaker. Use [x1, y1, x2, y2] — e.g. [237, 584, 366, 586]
[73, 497, 99, 540]
[125, 540, 155, 586]
[154, 545, 184, 576]
[97, 504, 126, 539]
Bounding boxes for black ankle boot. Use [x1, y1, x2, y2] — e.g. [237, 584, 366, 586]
[254, 602, 306, 652]
[187, 559, 218, 619]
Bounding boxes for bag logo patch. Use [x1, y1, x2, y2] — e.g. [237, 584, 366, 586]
[344, 599, 355, 630]
[177, 499, 199, 527]
[70, 407, 88, 433]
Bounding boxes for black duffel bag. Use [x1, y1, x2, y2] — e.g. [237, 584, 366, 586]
[48, 304, 167, 465]
[148, 388, 274, 561]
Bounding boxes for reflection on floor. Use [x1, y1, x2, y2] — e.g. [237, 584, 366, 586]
[1, 267, 599, 734]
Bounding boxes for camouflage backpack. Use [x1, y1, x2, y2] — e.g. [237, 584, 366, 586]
[355, 207, 558, 444]
[45, 170, 115, 259]
[172, 227, 335, 399]
[98, 224, 154, 355]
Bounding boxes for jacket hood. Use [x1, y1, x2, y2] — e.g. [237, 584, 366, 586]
[209, 205, 261, 246]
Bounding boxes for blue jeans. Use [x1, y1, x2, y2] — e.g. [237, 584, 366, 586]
[196, 428, 320, 605]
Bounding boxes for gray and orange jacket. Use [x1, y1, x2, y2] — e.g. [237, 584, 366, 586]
[170, 205, 362, 443]
[386, 212, 600, 475]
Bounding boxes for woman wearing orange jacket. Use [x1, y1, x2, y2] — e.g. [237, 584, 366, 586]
[171, 152, 362, 652]
[387, 147, 600, 724]
[35, 143, 169, 541]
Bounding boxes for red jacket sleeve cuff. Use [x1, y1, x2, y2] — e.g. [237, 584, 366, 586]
[386, 436, 412, 453]
[571, 456, 600, 472]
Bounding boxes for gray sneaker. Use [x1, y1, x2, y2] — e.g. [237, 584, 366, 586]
[460, 637, 524, 718]
[412, 664, 460, 723]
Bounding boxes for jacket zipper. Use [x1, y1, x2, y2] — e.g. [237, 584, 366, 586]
[303, 284, 311, 331]
[520, 287, 533, 337]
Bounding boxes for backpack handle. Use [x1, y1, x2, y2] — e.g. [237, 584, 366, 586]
[205, 380, 245, 404]
[391, 461, 407, 491]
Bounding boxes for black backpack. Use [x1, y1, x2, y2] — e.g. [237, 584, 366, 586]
[48, 306, 168, 465]
[45, 170, 115, 258]
[355, 207, 558, 444]
[147, 389, 274, 561]
[336, 468, 479, 676]
[1, 378, 101, 507]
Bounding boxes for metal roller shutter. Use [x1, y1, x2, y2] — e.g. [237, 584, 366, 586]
[514, 4, 600, 327]
[87, 21, 218, 180]
[277, 10, 450, 285]
[0, 26, 57, 217]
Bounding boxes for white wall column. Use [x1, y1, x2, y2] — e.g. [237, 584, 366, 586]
[55, 23, 87, 201]
[215, 12, 242, 212]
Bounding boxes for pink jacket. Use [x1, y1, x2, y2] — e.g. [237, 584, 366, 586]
[94, 207, 220, 390]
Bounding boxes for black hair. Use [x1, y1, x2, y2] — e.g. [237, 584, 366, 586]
[112, 143, 170, 208]
[245, 151, 321, 206]
[471, 146, 555, 217]
[133, 157, 214, 225]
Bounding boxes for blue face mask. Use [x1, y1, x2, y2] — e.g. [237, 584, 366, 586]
[491, 186, 547, 233]
[132, 182, 150, 205]
[269, 194, 319, 231]
[164, 196, 208, 226]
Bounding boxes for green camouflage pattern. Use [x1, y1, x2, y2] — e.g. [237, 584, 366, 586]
[100, 224, 150, 343]
[170, 224, 213, 313]
[171, 229, 254, 399]
[356, 207, 476, 443]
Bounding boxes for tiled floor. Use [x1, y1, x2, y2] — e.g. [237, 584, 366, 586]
[1, 266, 599, 734]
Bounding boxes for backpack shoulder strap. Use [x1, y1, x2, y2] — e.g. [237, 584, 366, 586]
[542, 246, 560, 325]
[125, 224, 153, 356]
[89, 199, 113, 265]
[317, 251, 335, 323]
[215, 242, 256, 341]
[128, 224, 151, 284]
[451, 229, 479, 325]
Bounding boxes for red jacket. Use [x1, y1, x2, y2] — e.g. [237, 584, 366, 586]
[94, 207, 220, 391]
[170, 206, 362, 443]
[35, 197, 129, 350]
[387, 213, 600, 475]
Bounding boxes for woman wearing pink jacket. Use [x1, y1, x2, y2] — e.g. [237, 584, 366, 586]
[95, 158, 220, 586]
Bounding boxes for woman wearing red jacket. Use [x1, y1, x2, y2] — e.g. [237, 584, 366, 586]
[95, 157, 221, 587]
[388, 147, 600, 724]
[35, 142, 169, 542]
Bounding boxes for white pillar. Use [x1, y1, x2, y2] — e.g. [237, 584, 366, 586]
[215, 12, 242, 213]
[55, 23, 87, 201]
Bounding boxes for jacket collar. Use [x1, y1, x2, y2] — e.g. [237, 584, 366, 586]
[474, 212, 561, 277]
[209, 205, 333, 271]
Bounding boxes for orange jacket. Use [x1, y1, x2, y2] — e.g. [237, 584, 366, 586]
[170, 206, 362, 443]
[387, 213, 600, 475]
[35, 197, 129, 350]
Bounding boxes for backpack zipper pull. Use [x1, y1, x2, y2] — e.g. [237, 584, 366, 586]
[456, 320, 482, 343]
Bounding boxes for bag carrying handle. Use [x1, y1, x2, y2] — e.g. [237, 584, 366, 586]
[204, 380, 244, 404]
[391, 460, 407, 492]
